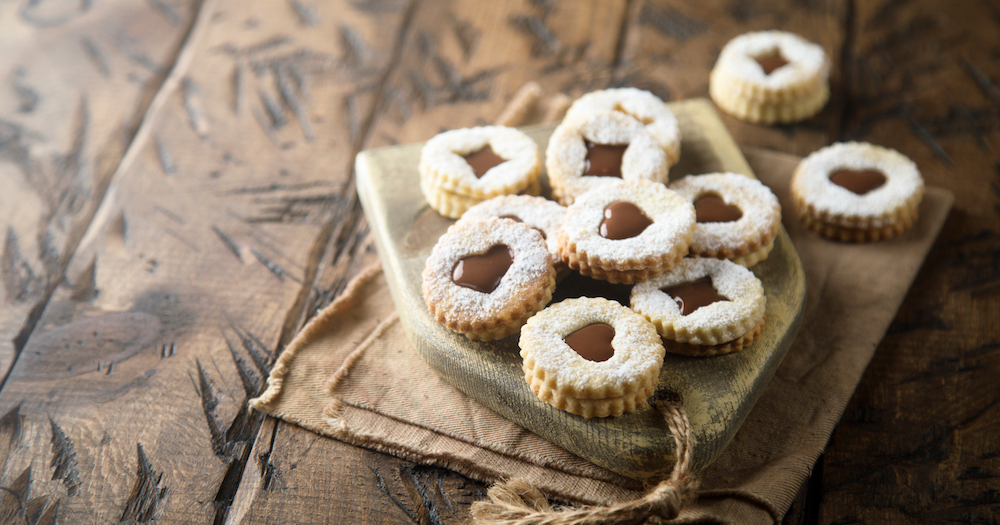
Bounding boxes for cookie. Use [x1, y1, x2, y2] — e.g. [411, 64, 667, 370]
[422, 218, 556, 340]
[421, 176, 543, 220]
[457, 195, 566, 268]
[709, 30, 829, 124]
[557, 179, 695, 284]
[791, 141, 924, 242]
[669, 172, 782, 267]
[545, 110, 668, 205]
[519, 297, 664, 418]
[631, 257, 766, 357]
[419, 126, 541, 218]
[564, 87, 681, 166]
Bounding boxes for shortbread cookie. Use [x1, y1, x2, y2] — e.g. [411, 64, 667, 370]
[421, 175, 543, 219]
[709, 30, 829, 124]
[545, 110, 668, 205]
[564, 88, 681, 165]
[419, 126, 541, 218]
[519, 297, 664, 418]
[422, 218, 556, 340]
[557, 179, 695, 284]
[631, 257, 766, 357]
[791, 141, 924, 242]
[457, 195, 566, 263]
[669, 172, 782, 267]
[710, 82, 829, 126]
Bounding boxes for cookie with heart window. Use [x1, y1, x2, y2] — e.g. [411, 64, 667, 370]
[631, 257, 766, 357]
[563, 87, 682, 166]
[709, 30, 829, 124]
[556, 179, 695, 284]
[669, 172, 782, 267]
[545, 110, 669, 206]
[519, 297, 664, 418]
[422, 218, 556, 340]
[418, 126, 541, 218]
[791, 141, 924, 242]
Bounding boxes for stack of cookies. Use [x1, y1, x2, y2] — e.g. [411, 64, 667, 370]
[419, 126, 542, 219]
[709, 30, 830, 125]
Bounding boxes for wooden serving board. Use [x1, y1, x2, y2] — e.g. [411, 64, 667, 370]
[355, 98, 806, 480]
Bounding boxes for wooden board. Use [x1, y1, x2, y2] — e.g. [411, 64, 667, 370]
[355, 98, 806, 479]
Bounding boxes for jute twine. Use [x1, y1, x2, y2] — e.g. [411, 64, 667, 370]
[470, 400, 700, 525]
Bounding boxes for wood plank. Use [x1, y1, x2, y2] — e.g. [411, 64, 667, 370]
[233, 0, 635, 521]
[817, 1, 1000, 524]
[0, 0, 414, 522]
[0, 0, 201, 390]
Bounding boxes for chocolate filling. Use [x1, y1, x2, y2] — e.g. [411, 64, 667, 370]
[600, 201, 653, 240]
[662, 276, 729, 315]
[452, 244, 513, 293]
[584, 141, 627, 177]
[829, 169, 887, 195]
[755, 51, 788, 75]
[463, 145, 506, 178]
[695, 194, 743, 223]
[564, 323, 615, 362]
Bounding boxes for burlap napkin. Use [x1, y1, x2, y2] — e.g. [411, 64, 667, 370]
[250, 148, 952, 523]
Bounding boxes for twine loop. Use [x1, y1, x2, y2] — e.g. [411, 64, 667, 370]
[471, 400, 699, 525]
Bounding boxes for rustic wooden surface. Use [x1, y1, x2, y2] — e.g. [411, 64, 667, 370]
[0, 0, 997, 524]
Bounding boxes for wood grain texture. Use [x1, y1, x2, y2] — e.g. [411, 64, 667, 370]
[814, 1, 1000, 524]
[0, 0, 200, 388]
[1, 0, 998, 522]
[0, 0, 411, 522]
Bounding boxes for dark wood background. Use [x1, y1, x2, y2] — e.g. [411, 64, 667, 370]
[1, 0, 998, 523]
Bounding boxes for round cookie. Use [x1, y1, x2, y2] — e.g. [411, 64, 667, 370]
[791, 141, 924, 242]
[709, 30, 829, 124]
[557, 179, 695, 284]
[545, 110, 668, 206]
[631, 257, 767, 357]
[422, 218, 556, 340]
[456, 195, 566, 263]
[564, 88, 681, 165]
[519, 297, 665, 418]
[669, 172, 782, 267]
[419, 126, 541, 218]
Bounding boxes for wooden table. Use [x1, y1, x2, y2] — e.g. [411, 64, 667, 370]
[1, 1, 997, 523]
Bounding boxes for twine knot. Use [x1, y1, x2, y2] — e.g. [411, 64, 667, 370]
[471, 400, 698, 525]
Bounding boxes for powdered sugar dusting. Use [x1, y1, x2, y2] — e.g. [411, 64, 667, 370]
[714, 30, 828, 92]
[792, 141, 924, 224]
[631, 257, 766, 344]
[419, 126, 540, 196]
[457, 195, 566, 256]
[559, 179, 694, 263]
[423, 219, 552, 324]
[565, 88, 681, 161]
[670, 172, 781, 257]
[545, 110, 668, 205]
[519, 297, 664, 394]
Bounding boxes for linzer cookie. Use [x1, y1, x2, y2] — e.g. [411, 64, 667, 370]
[669, 172, 782, 267]
[545, 110, 668, 205]
[422, 218, 556, 340]
[557, 179, 695, 284]
[631, 257, 766, 357]
[519, 297, 665, 418]
[791, 141, 924, 242]
[419, 126, 541, 218]
[456, 195, 566, 266]
[709, 30, 829, 124]
[564, 88, 682, 166]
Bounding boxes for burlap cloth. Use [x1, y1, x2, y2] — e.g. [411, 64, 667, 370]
[250, 148, 952, 523]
